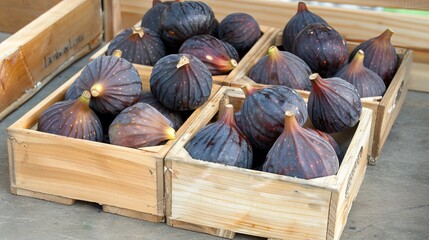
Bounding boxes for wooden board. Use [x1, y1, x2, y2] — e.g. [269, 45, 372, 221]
[0, 0, 103, 121]
[165, 86, 372, 240]
[108, 0, 428, 91]
[8, 63, 222, 221]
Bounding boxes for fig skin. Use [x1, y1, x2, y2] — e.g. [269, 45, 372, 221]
[179, 35, 239, 75]
[238, 85, 308, 149]
[138, 91, 183, 130]
[307, 128, 342, 161]
[263, 111, 339, 180]
[107, 27, 166, 66]
[150, 54, 213, 111]
[185, 104, 253, 168]
[160, 1, 215, 52]
[74, 52, 142, 115]
[282, 2, 328, 52]
[308, 73, 362, 133]
[109, 102, 176, 148]
[38, 91, 103, 142]
[349, 28, 398, 85]
[64, 79, 79, 100]
[141, 0, 174, 35]
[292, 23, 348, 77]
[248, 45, 312, 90]
[218, 13, 261, 56]
[335, 50, 386, 98]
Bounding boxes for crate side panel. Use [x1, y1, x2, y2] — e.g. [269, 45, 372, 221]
[170, 160, 331, 240]
[9, 129, 163, 215]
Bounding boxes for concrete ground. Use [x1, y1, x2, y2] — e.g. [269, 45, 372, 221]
[0, 34, 428, 239]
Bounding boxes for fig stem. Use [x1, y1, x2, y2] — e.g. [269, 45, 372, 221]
[165, 127, 176, 140]
[309, 73, 322, 82]
[240, 84, 257, 97]
[80, 90, 91, 104]
[230, 59, 238, 68]
[267, 45, 282, 60]
[381, 28, 394, 40]
[112, 49, 123, 58]
[132, 26, 145, 38]
[284, 110, 299, 133]
[177, 56, 190, 68]
[90, 83, 103, 97]
[219, 104, 235, 125]
[350, 49, 365, 70]
[297, 2, 308, 12]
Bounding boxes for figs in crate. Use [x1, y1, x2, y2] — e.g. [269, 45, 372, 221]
[38, 91, 103, 142]
[109, 102, 176, 148]
[349, 28, 398, 85]
[292, 23, 348, 77]
[160, 1, 214, 52]
[141, 0, 173, 35]
[218, 13, 261, 56]
[248, 45, 312, 90]
[308, 73, 362, 133]
[74, 51, 142, 115]
[138, 92, 183, 130]
[335, 50, 386, 97]
[282, 2, 328, 52]
[238, 85, 307, 149]
[107, 27, 166, 66]
[150, 54, 212, 111]
[179, 35, 239, 75]
[185, 104, 253, 168]
[263, 111, 339, 179]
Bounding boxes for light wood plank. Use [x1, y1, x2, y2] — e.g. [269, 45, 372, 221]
[103, 205, 165, 222]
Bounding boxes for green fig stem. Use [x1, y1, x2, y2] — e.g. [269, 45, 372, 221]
[297, 2, 308, 12]
[219, 104, 235, 125]
[90, 83, 103, 97]
[241, 84, 257, 97]
[80, 90, 91, 104]
[112, 49, 123, 58]
[267, 45, 282, 60]
[177, 56, 190, 68]
[284, 110, 299, 133]
[132, 26, 144, 38]
[165, 127, 176, 140]
[350, 49, 365, 71]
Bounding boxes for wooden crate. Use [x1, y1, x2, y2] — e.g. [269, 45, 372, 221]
[229, 31, 413, 164]
[0, 0, 103, 121]
[103, 0, 429, 92]
[7, 65, 221, 222]
[164, 86, 373, 240]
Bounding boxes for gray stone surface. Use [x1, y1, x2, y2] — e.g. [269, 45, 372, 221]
[0, 37, 428, 239]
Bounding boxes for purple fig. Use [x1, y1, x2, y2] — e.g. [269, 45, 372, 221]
[335, 50, 386, 97]
[307, 128, 342, 161]
[141, 0, 174, 35]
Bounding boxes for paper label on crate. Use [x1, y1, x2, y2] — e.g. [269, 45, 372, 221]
[43, 34, 84, 68]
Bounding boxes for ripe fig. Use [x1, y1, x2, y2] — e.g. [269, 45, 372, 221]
[223, 40, 240, 62]
[349, 28, 398, 85]
[292, 23, 348, 77]
[179, 35, 239, 75]
[64, 79, 79, 100]
[74, 51, 142, 115]
[248, 45, 312, 90]
[141, 0, 174, 35]
[210, 18, 219, 38]
[218, 13, 261, 56]
[160, 1, 214, 52]
[150, 54, 212, 111]
[107, 27, 166, 66]
[263, 111, 339, 179]
[138, 91, 183, 130]
[308, 73, 362, 133]
[239, 85, 307, 149]
[38, 91, 103, 142]
[282, 2, 328, 52]
[307, 128, 342, 161]
[185, 104, 253, 168]
[335, 50, 386, 97]
[109, 102, 176, 148]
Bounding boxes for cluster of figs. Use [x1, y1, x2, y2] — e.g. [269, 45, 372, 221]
[37, 0, 262, 149]
[183, 2, 399, 180]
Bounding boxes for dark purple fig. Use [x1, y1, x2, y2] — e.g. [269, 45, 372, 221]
[349, 28, 398, 85]
[150, 54, 212, 111]
[218, 13, 261, 56]
[185, 104, 253, 168]
[263, 111, 339, 179]
[107, 27, 166, 66]
[160, 1, 214, 52]
[109, 102, 175, 148]
[223, 40, 240, 62]
[179, 35, 239, 75]
[210, 18, 219, 38]
[308, 73, 362, 133]
[335, 50, 386, 97]
[282, 2, 328, 52]
[248, 45, 312, 90]
[292, 23, 348, 77]
[238, 84, 307, 149]
[74, 50, 142, 115]
[138, 91, 183, 130]
[141, 0, 174, 35]
[64, 79, 79, 100]
[38, 91, 103, 142]
[307, 128, 342, 161]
